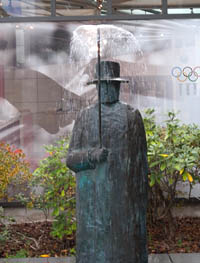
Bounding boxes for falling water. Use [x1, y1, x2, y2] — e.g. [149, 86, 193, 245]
[68, 24, 146, 113]
[1, 20, 200, 172]
[70, 24, 143, 65]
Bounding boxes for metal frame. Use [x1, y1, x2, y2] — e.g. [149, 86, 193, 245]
[162, 0, 168, 15]
[0, 0, 199, 23]
[51, 0, 56, 17]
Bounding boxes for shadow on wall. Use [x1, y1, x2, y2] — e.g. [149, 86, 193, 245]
[4, 67, 86, 133]
[1, 67, 88, 169]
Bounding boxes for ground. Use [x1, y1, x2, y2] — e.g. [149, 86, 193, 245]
[148, 217, 200, 253]
[0, 222, 75, 258]
[0, 218, 200, 258]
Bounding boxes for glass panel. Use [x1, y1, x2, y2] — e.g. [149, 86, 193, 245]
[1, 19, 200, 202]
[112, 0, 162, 15]
[111, 19, 200, 128]
[0, 0, 51, 17]
[56, 0, 107, 16]
[0, 22, 93, 192]
[168, 8, 200, 14]
[168, 0, 200, 14]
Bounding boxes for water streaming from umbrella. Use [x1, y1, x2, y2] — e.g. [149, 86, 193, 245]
[70, 24, 143, 147]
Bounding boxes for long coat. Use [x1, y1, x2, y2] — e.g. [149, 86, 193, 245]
[66, 102, 148, 263]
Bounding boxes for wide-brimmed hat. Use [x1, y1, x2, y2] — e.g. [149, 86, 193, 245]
[87, 60, 129, 85]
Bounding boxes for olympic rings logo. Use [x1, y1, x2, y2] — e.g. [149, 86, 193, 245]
[171, 66, 200, 82]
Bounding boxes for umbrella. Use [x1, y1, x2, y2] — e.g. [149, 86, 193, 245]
[70, 24, 143, 147]
[70, 24, 142, 66]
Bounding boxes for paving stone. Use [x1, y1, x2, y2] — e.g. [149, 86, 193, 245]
[149, 254, 171, 263]
[2, 254, 200, 263]
[170, 253, 200, 263]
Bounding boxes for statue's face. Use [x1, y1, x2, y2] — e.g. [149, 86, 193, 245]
[99, 81, 120, 104]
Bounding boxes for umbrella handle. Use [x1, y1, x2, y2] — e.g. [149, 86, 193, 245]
[97, 28, 102, 148]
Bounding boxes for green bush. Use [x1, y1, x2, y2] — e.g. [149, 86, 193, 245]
[0, 206, 15, 244]
[29, 137, 76, 239]
[144, 109, 200, 235]
[0, 142, 31, 201]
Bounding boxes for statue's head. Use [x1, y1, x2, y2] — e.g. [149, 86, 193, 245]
[100, 80, 120, 104]
[87, 61, 128, 104]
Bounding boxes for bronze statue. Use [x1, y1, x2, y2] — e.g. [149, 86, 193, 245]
[67, 61, 148, 263]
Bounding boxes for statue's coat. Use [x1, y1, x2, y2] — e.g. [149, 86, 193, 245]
[67, 101, 148, 263]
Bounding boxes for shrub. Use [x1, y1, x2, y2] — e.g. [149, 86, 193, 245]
[29, 137, 76, 239]
[0, 141, 31, 201]
[0, 206, 15, 244]
[144, 109, 200, 237]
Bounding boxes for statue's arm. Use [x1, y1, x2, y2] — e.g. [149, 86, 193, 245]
[67, 147, 108, 173]
[134, 109, 148, 174]
[66, 110, 108, 173]
[136, 109, 148, 198]
[134, 109, 148, 156]
[128, 107, 148, 195]
[66, 149, 95, 173]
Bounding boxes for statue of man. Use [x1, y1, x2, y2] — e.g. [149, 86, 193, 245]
[66, 61, 148, 263]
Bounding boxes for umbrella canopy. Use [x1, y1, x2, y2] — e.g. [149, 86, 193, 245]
[70, 24, 143, 147]
[70, 24, 143, 67]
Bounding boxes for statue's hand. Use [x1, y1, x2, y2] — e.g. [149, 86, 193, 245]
[88, 147, 108, 164]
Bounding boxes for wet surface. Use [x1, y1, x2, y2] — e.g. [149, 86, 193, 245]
[1, 254, 200, 263]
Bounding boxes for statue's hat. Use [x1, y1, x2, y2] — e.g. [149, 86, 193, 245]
[87, 60, 128, 85]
